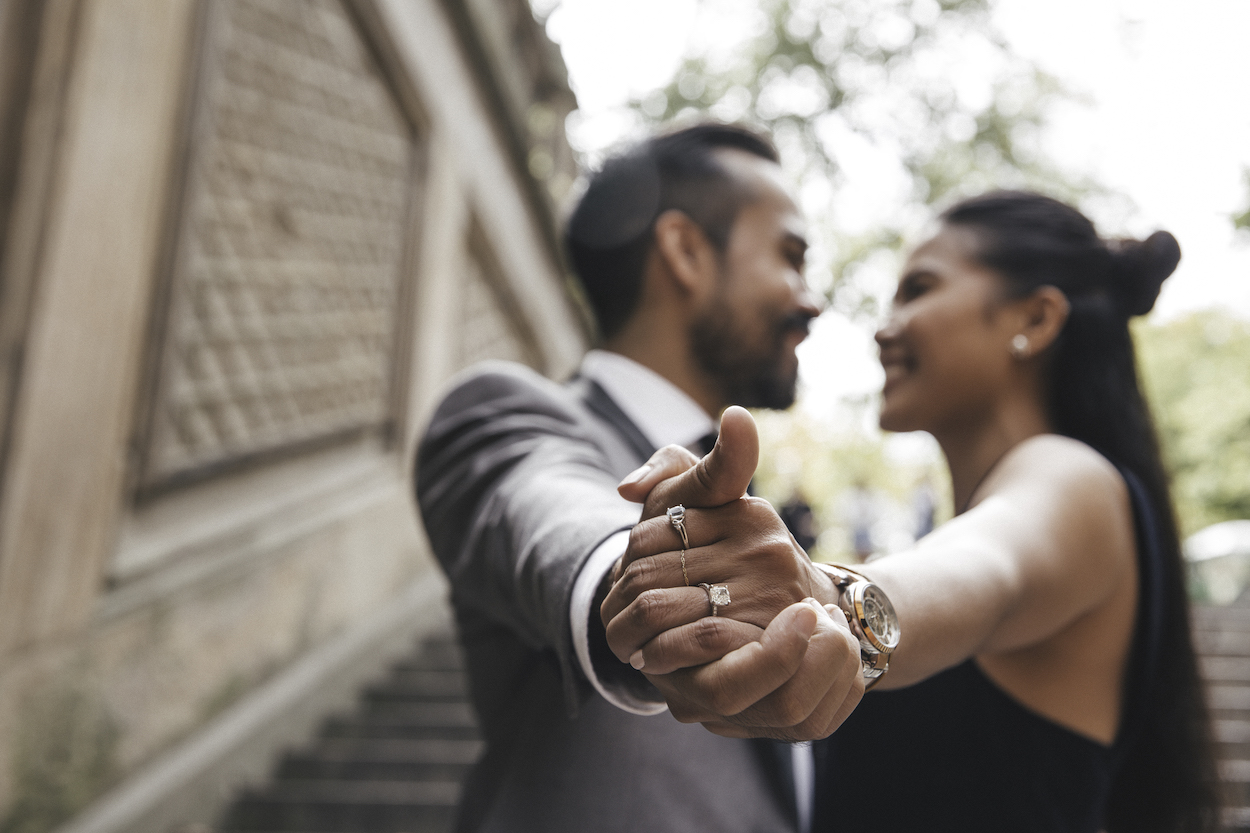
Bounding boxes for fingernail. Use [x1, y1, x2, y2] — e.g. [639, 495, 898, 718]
[629, 650, 645, 670]
[619, 464, 651, 487]
[794, 607, 818, 640]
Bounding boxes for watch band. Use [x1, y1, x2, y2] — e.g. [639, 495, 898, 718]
[813, 561, 897, 688]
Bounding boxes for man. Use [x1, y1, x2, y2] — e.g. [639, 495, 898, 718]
[416, 123, 860, 833]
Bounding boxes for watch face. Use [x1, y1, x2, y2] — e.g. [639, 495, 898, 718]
[861, 585, 900, 651]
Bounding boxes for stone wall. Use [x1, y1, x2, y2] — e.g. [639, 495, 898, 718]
[0, 1, 586, 830]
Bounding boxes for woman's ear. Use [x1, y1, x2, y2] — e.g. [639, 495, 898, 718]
[652, 209, 719, 298]
[1018, 285, 1070, 355]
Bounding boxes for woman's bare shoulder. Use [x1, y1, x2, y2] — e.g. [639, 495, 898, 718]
[997, 435, 1132, 540]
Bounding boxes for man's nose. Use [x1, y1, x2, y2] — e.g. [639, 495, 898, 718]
[795, 284, 823, 321]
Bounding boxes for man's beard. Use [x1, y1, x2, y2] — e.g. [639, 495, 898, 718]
[690, 296, 811, 410]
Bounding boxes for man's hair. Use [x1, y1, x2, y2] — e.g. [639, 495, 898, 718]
[564, 123, 780, 339]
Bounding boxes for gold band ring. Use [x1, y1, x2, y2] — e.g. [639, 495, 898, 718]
[668, 505, 690, 585]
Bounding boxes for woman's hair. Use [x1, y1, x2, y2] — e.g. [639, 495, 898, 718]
[942, 190, 1220, 833]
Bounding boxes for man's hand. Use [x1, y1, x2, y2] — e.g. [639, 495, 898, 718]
[601, 406, 864, 741]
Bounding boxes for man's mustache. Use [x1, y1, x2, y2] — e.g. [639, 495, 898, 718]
[779, 311, 816, 338]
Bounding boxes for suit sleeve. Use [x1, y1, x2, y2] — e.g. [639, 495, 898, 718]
[415, 363, 643, 709]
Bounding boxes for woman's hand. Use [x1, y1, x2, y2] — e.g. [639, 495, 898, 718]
[602, 407, 840, 668]
[597, 407, 860, 741]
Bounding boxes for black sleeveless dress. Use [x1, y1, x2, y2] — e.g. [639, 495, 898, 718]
[813, 468, 1165, 832]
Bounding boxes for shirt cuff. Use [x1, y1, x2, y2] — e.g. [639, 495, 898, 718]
[570, 529, 668, 716]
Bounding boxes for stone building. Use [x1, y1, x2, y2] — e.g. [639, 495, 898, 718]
[0, 0, 587, 830]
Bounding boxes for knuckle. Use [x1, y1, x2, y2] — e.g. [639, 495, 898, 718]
[694, 461, 716, 494]
[619, 558, 657, 597]
[743, 495, 770, 512]
[774, 696, 808, 728]
[626, 523, 646, 553]
[759, 537, 792, 568]
[691, 617, 730, 653]
[631, 589, 667, 628]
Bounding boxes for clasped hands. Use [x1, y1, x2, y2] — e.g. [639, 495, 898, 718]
[600, 407, 864, 742]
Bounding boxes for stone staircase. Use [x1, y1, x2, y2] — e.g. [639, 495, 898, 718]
[1196, 603, 1250, 831]
[218, 627, 479, 833]
[213, 604, 1250, 833]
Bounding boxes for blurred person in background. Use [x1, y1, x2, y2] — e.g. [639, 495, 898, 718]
[780, 491, 818, 552]
[416, 123, 862, 833]
[604, 191, 1220, 833]
[843, 479, 878, 561]
[911, 474, 937, 541]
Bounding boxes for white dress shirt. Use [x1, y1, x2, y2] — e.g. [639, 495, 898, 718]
[568, 350, 714, 715]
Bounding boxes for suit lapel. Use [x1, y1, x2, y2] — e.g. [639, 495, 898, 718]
[573, 376, 656, 463]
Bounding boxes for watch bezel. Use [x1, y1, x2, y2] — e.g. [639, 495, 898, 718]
[845, 580, 901, 655]
[814, 562, 901, 657]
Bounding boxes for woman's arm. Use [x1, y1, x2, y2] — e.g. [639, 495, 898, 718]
[860, 434, 1137, 687]
[603, 431, 1137, 694]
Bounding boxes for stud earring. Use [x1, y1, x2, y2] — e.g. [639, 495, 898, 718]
[1010, 334, 1029, 358]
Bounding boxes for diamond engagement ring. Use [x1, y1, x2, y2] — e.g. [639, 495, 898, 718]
[699, 583, 730, 616]
[667, 505, 690, 585]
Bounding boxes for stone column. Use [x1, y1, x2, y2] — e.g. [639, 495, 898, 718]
[0, 0, 198, 654]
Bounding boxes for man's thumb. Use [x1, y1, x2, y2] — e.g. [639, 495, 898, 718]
[647, 405, 758, 513]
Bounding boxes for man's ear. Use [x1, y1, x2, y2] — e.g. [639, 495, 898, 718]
[1017, 285, 1070, 355]
[652, 209, 719, 298]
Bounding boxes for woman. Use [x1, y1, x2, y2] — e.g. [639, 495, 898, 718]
[602, 191, 1219, 832]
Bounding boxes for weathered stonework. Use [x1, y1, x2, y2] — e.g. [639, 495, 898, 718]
[142, 0, 417, 488]
[0, 0, 586, 830]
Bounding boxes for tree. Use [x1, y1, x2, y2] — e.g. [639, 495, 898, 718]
[1134, 311, 1250, 536]
[1233, 167, 1250, 241]
[632, 0, 1087, 315]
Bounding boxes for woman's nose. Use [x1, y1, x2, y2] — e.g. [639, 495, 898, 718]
[874, 312, 899, 347]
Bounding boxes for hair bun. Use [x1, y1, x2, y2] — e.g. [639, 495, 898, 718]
[1107, 230, 1180, 317]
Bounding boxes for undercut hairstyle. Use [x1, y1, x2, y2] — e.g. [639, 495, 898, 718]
[943, 191, 1220, 833]
[564, 123, 780, 340]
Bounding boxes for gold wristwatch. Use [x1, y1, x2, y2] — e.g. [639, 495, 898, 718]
[814, 562, 900, 689]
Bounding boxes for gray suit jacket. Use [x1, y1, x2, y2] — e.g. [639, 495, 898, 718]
[416, 360, 796, 833]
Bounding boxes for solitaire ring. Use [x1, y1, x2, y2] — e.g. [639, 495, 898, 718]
[699, 583, 731, 617]
[667, 505, 691, 585]
[667, 505, 689, 549]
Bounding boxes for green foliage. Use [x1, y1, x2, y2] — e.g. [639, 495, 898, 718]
[1233, 167, 1250, 239]
[1134, 311, 1250, 536]
[1, 682, 119, 833]
[633, 0, 1090, 311]
[751, 408, 949, 560]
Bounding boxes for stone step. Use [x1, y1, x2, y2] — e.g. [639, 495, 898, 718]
[320, 700, 479, 744]
[1222, 758, 1250, 807]
[1225, 805, 1250, 832]
[388, 642, 465, 672]
[1196, 629, 1250, 657]
[224, 780, 459, 832]
[278, 739, 482, 781]
[1209, 684, 1250, 721]
[286, 737, 483, 764]
[366, 670, 469, 700]
[218, 629, 480, 832]
[1203, 657, 1250, 683]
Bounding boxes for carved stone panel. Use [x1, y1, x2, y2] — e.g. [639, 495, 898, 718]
[460, 241, 532, 367]
[141, 0, 416, 488]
